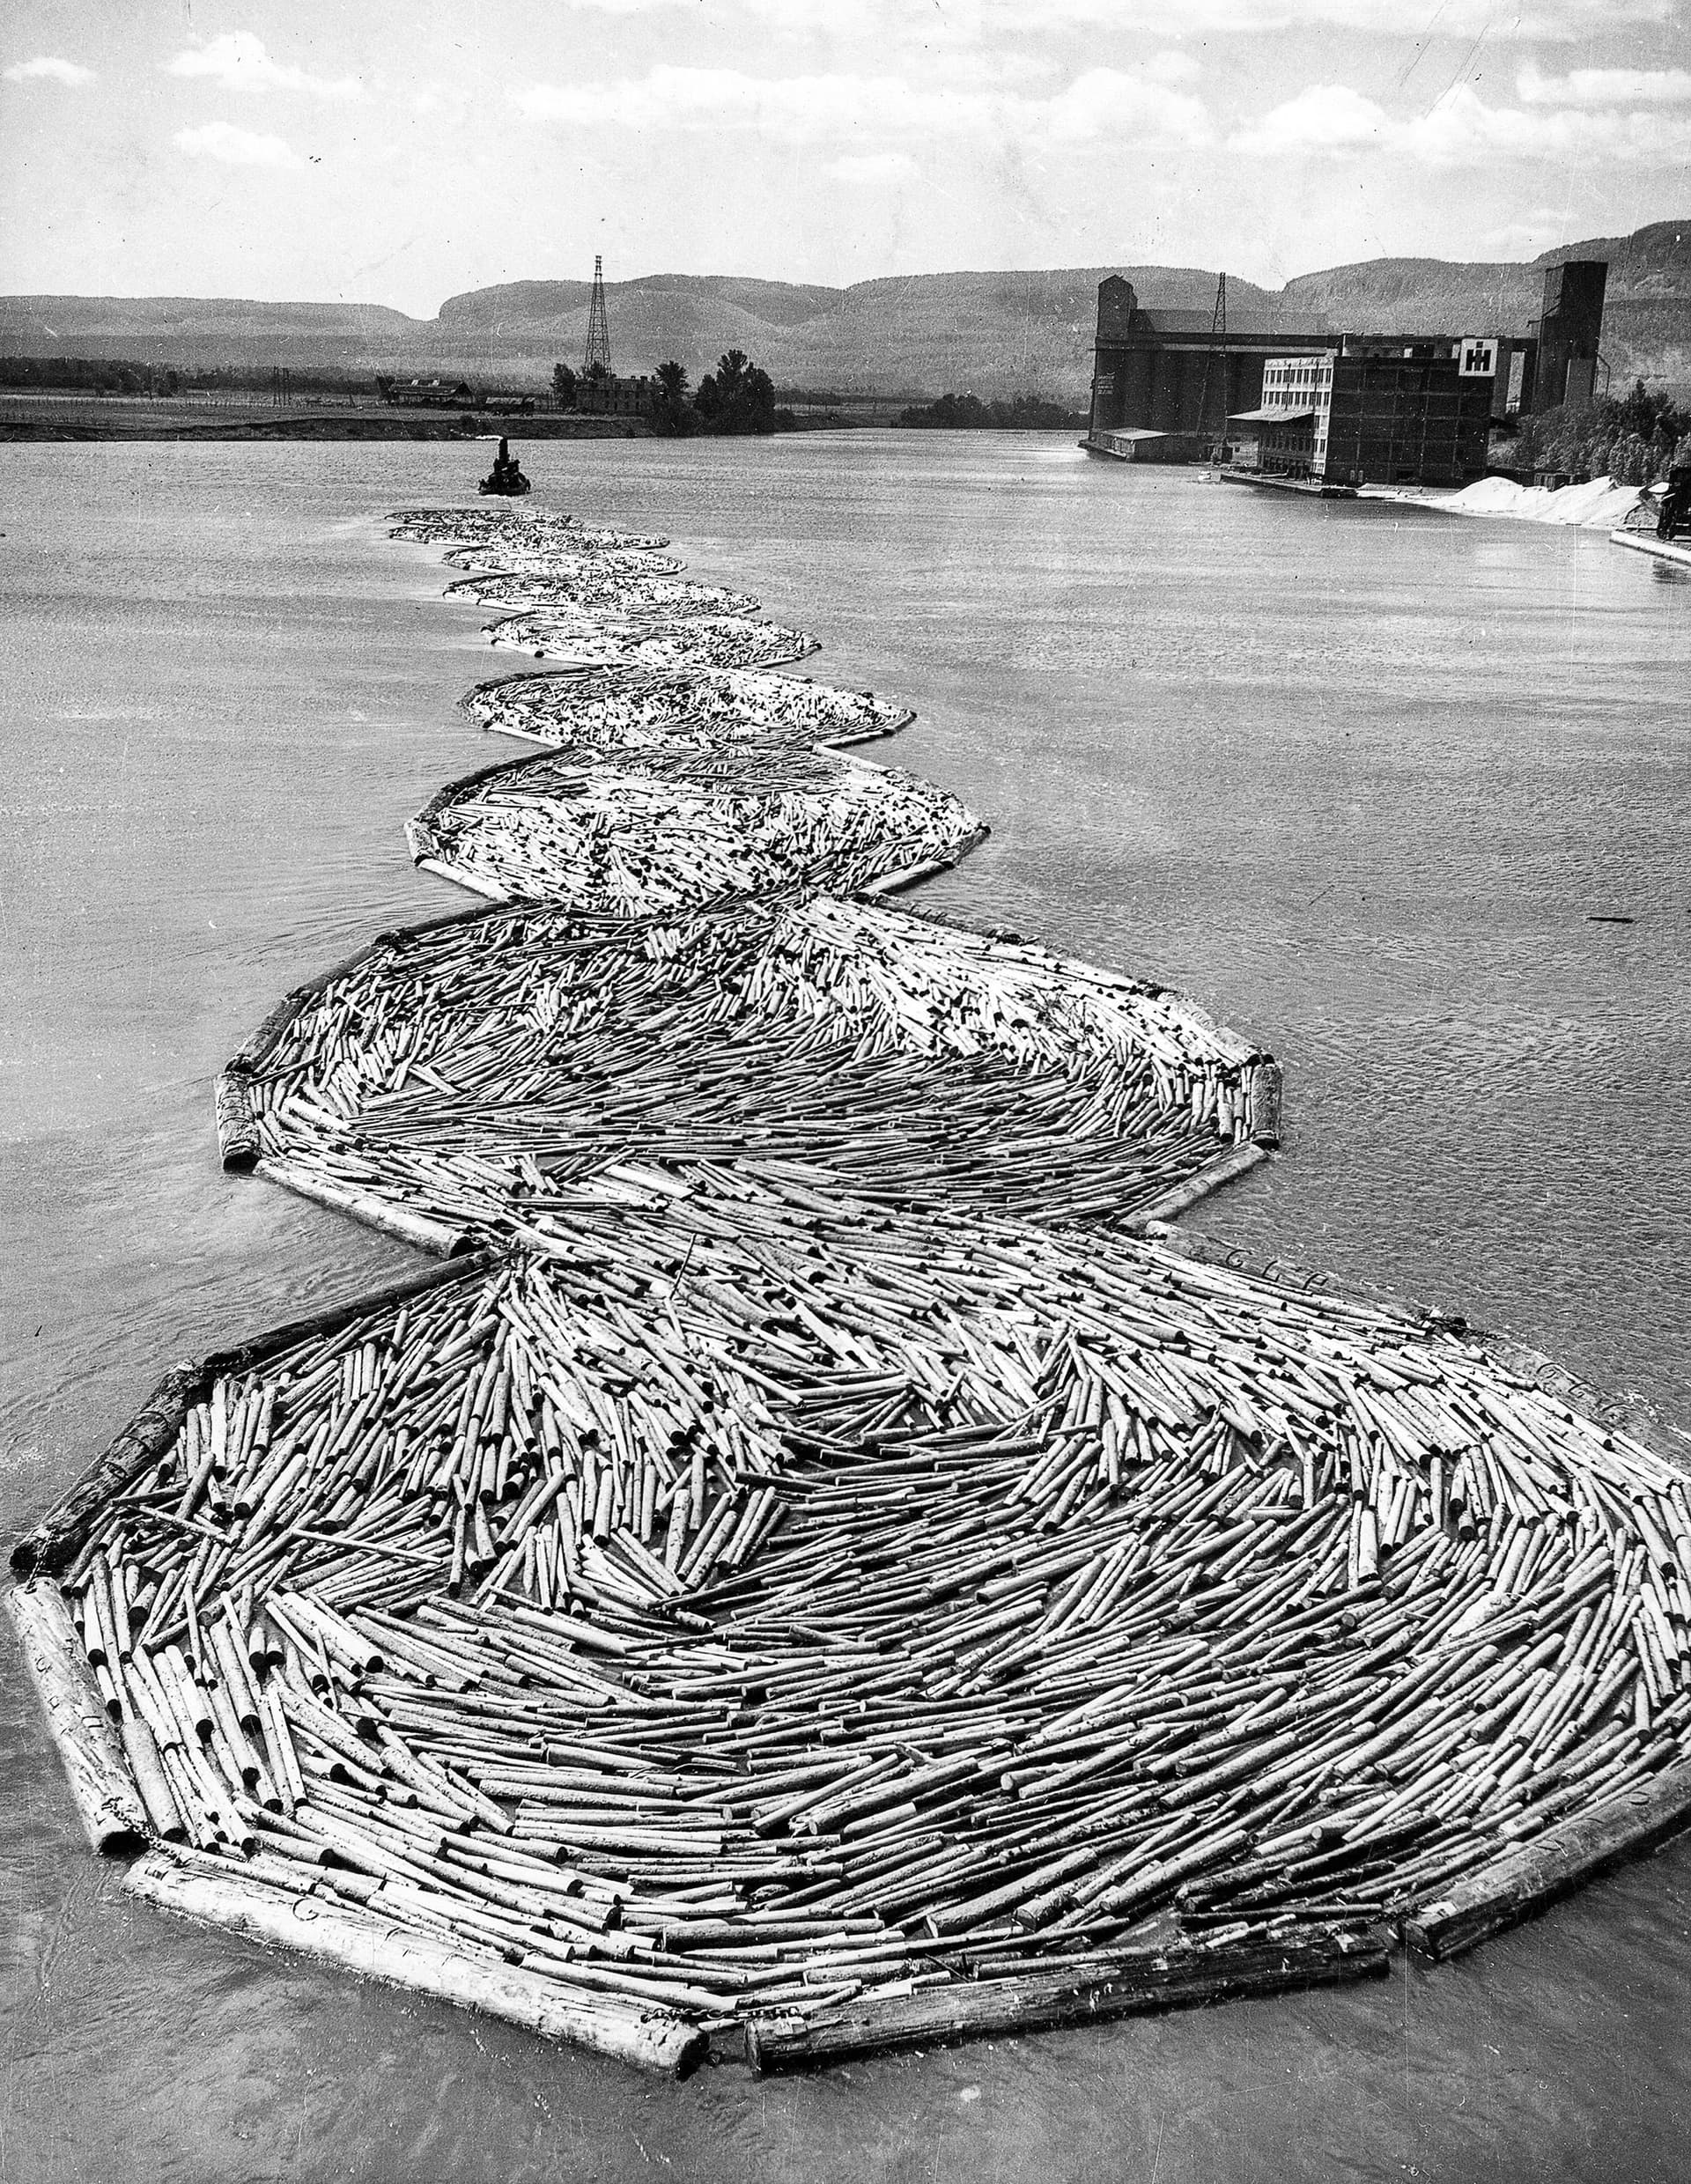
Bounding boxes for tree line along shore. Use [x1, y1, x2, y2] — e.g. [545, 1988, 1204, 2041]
[1, 348, 1090, 442]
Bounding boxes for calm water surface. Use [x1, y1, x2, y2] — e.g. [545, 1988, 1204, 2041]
[2, 436, 1688, 2182]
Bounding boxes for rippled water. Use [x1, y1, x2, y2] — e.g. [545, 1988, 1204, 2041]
[3, 436, 1688, 2183]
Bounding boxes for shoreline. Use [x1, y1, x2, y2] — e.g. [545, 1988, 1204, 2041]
[0, 409, 650, 444]
[0, 405, 866, 445]
[1360, 473, 1654, 532]
[10, 495, 1691, 2078]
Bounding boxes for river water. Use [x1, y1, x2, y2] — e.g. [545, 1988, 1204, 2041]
[2, 435, 1687, 2182]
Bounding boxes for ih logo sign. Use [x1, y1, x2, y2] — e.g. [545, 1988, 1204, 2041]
[1459, 338, 1499, 377]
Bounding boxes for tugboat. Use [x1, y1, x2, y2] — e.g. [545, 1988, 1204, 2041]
[478, 436, 531, 497]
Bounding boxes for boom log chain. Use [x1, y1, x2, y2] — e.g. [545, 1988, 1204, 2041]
[11, 500, 1690, 2083]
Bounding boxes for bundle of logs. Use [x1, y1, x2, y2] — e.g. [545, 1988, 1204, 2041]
[448, 571, 764, 620]
[17, 1213, 1691, 2074]
[487, 611, 820, 674]
[444, 539, 685, 576]
[405, 749, 984, 916]
[465, 668, 913, 757]
[12, 496, 1689, 2084]
[213, 891, 1277, 1252]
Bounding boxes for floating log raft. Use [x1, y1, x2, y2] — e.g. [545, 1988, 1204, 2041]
[15, 1215, 1691, 2072]
[449, 572, 762, 619]
[214, 891, 1276, 1244]
[486, 610, 821, 674]
[465, 668, 913, 756]
[396, 514, 674, 557]
[406, 747, 985, 917]
[14, 498, 1690, 2078]
[426, 585, 966, 918]
[389, 509, 631, 551]
[444, 542, 685, 578]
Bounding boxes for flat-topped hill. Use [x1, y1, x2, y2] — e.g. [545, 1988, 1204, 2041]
[4, 222, 1685, 399]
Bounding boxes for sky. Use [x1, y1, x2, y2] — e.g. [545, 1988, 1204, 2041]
[1, 0, 1687, 313]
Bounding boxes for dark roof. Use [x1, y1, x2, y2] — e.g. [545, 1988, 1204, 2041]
[1138, 307, 1328, 337]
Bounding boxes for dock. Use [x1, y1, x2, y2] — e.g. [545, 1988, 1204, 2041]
[1219, 469, 1359, 500]
[1611, 529, 1691, 569]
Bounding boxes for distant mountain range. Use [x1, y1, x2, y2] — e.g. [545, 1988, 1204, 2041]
[4, 222, 1686, 400]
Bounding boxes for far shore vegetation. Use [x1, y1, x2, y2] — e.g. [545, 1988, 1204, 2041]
[555, 350, 786, 435]
[0, 355, 365, 397]
[897, 391, 1086, 430]
[1499, 380, 1691, 484]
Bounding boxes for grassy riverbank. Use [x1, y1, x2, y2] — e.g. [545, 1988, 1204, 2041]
[0, 400, 649, 442]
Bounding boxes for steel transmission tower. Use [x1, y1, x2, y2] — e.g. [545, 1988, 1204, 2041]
[582, 256, 612, 377]
[1195, 272, 1229, 460]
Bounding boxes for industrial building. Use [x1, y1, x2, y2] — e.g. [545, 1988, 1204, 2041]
[1534, 260, 1607, 411]
[374, 377, 536, 414]
[576, 372, 656, 417]
[374, 376, 476, 408]
[1228, 340, 1496, 487]
[1084, 276, 1331, 461]
[1084, 260, 1607, 485]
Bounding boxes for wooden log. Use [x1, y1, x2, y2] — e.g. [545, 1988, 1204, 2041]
[214, 1074, 261, 1171]
[1406, 1757, 1691, 1960]
[11, 1365, 203, 1576]
[859, 847, 978, 899]
[253, 1159, 476, 1259]
[416, 856, 507, 905]
[411, 750, 540, 832]
[120, 1709, 187, 1841]
[200, 1247, 495, 1386]
[122, 1850, 709, 2076]
[1133, 1142, 1270, 1227]
[743, 1931, 1389, 2070]
[1249, 1062, 1283, 1148]
[6, 1581, 148, 1851]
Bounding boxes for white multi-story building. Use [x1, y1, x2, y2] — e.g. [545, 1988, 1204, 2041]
[1259, 354, 1335, 476]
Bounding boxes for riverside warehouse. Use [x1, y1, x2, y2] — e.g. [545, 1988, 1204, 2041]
[1083, 260, 1608, 486]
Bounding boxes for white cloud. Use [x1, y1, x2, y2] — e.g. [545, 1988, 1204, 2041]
[164, 33, 359, 100]
[829, 151, 920, 183]
[1233, 77, 1691, 166]
[1517, 63, 1691, 107]
[516, 64, 1211, 149]
[1230, 83, 1389, 154]
[4, 55, 94, 86]
[1404, 82, 1691, 165]
[173, 120, 304, 168]
[978, 0, 1672, 32]
[506, 0, 1673, 24]
[1045, 66, 1211, 143]
[535, 0, 846, 18]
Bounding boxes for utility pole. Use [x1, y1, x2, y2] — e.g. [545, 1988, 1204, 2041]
[583, 255, 612, 378]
